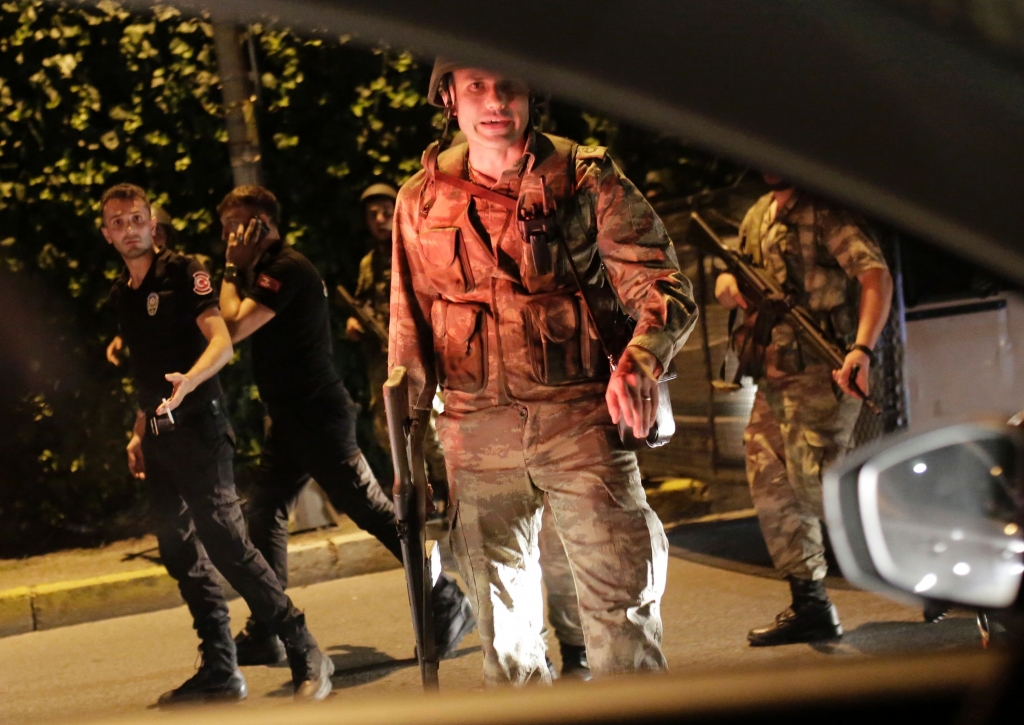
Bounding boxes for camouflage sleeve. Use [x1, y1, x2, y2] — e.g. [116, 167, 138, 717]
[818, 206, 888, 279]
[583, 157, 698, 370]
[353, 251, 375, 301]
[388, 181, 440, 412]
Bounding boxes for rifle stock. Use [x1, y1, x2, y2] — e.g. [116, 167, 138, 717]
[337, 283, 389, 352]
[383, 367, 439, 690]
[688, 212, 879, 414]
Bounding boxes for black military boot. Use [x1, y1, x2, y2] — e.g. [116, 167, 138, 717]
[432, 573, 477, 658]
[278, 612, 334, 701]
[559, 642, 592, 680]
[747, 577, 843, 647]
[923, 599, 953, 623]
[233, 616, 287, 666]
[158, 624, 247, 706]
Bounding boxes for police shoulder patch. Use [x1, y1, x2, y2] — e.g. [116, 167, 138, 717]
[192, 271, 213, 295]
[257, 274, 282, 292]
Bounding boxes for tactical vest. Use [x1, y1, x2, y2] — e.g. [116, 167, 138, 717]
[409, 134, 626, 408]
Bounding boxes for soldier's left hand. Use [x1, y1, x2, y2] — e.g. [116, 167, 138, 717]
[156, 373, 194, 415]
[834, 349, 871, 399]
[607, 346, 661, 439]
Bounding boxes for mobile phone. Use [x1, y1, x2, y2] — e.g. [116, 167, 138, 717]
[252, 218, 270, 244]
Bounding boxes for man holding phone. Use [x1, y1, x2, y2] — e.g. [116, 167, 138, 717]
[216, 186, 475, 666]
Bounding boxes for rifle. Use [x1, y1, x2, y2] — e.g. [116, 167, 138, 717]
[383, 366, 439, 690]
[688, 212, 880, 415]
[336, 283, 389, 352]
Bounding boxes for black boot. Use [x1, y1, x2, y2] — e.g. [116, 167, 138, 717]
[559, 642, 592, 680]
[923, 599, 953, 623]
[233, 617, 287, 666]
[158, 624, 247, 706]
[278, 612, 334, 701]
[748, 577, 842, 647]
[432, 573, 477, 658]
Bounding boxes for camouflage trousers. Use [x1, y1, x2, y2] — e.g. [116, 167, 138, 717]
[745, 364, 861, 581]
[437, 396, 668, 685]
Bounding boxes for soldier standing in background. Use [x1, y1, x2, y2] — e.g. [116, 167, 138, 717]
[390, 59, 697, 684]
[101, 183, 334, 703]
[715, 174, 893, 646]
[349, 181, 592, 678]
[345, 183, 450, 494]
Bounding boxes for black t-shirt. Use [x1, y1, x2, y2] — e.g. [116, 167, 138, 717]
[247, 242, 339, 404]
[110, 248, 222, 412]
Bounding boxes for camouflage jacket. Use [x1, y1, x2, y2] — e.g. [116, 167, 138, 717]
[389, 132, 697, 413]
[354, 244, 392, 334]
[737, 191, 889, 371]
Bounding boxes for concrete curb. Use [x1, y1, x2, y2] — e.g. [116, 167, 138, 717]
[0, 531, 399, 639]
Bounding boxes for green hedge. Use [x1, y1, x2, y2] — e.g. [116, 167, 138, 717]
[0, 1, 739, 556]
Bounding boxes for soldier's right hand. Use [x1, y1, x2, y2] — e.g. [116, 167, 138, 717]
[345, 316, 364, 341]
[126, 434, 146, 480]
[714, 273, 748, 310]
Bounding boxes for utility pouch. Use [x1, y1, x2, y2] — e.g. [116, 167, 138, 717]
[431, 299, 487, 394]
[517, 176, 556, 277]
[524, 293, 603, 385]
[728, 297, 789, 383]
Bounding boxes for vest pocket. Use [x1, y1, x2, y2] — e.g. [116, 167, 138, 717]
[419, 227, 468, 294]
[432, 299, 487, 394]
[524, 293, 605, 385]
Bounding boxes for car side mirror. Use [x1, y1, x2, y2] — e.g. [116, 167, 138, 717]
[824, 421, 1024, 609]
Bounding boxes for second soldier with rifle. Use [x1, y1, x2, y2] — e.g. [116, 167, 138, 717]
[713, 174, 893, 646]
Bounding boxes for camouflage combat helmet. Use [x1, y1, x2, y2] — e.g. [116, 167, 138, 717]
[359, 183, 398, 204]
[427, 56, 465, 109]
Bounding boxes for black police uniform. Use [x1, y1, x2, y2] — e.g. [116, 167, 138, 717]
[243, 240, 401, 585]
[111, 248, 301, 639]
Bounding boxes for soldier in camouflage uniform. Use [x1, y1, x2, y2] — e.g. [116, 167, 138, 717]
[346, 183, 452, 494]
[351, 182, 592, 678]
[389, 59, 697, 684]
[716, 175, 893, 646]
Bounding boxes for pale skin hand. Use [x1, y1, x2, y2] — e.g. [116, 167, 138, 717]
[106, 336, 124, 366]
[126, 410, 146, 479]
[714, 272, 748, 310]
[154, 308, 234, 414]
[345, 316, 364, 341]
[219, 209, 279, 344]
[606, 346, 662, 439]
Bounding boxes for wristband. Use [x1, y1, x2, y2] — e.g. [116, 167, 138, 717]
[223, 263, 239, 283]
[849, 343, 876, 365]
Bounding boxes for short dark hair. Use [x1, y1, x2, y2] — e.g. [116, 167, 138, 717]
[99, 184, 149, 221]
[217, 185, 280, 225]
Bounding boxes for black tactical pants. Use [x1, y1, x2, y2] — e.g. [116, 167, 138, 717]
[142, 401, 298, 634]
[247, 382, 402, 589]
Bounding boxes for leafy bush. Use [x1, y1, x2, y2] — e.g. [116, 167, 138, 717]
[0, 1, 739, 556]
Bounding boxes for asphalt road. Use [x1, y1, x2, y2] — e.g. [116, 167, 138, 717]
[0, 519, 982, 725]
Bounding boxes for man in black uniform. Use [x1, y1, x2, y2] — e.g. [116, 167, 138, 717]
[101, 183, 334, 704]
[216, 185, 474, 665]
